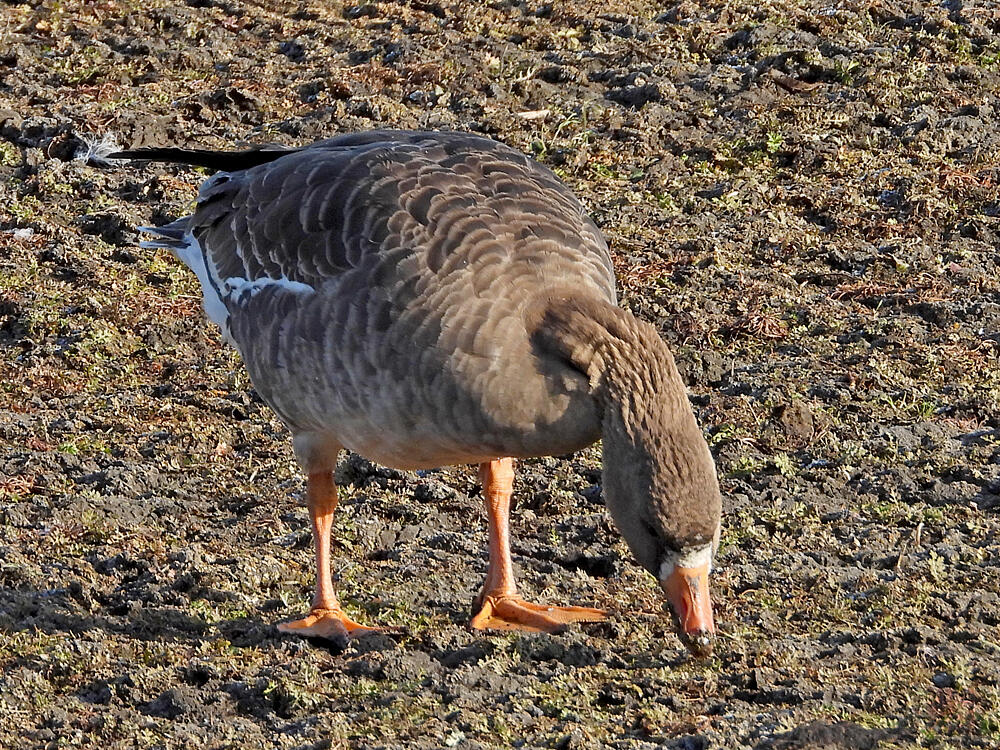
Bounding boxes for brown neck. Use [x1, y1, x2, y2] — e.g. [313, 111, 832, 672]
[589, 313, 693, 439]
[529, 287, 704, 449]
[595, 312, 721, 551]
[529, 290, 722, 553]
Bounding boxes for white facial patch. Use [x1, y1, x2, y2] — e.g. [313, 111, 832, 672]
[658, 542, 714, 580]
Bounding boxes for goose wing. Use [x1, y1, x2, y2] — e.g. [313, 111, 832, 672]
[131, 130, 614, 300]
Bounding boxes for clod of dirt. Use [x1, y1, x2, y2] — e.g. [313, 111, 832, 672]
[761, 720, 897, 749]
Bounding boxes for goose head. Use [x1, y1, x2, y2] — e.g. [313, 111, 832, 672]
[601, 400, 721, 657]
[531, 292, 722, 657]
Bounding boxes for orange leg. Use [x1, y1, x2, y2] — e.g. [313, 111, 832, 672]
[470, 458, 606, 633]
[277, 471, 379, 643]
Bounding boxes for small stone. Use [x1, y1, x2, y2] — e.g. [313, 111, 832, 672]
[932, 672, 956, 689]
[775, 400, 814, 440]
[378, 528, 397, 549]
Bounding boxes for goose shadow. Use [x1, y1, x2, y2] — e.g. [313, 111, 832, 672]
[0, 584, 276, 648]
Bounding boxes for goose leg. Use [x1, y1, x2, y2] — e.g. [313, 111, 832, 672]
[277, 470, 379, 643]
[470, 457, 606, 633]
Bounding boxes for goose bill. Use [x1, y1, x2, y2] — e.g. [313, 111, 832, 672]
[660, 561, 715, 657]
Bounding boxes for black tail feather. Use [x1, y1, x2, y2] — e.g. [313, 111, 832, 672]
[108, 145, 298, 172]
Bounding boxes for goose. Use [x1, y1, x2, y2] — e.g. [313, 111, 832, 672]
[107, 130, 722, 656]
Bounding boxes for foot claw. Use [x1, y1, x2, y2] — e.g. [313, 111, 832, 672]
[470, 595, 606, 633]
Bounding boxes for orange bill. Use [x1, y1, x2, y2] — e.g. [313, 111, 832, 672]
[660, 560, 715, 657]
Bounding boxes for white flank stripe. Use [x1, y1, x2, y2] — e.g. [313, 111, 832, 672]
[222, 276, 315, 299]
[145, 229, 316, 347]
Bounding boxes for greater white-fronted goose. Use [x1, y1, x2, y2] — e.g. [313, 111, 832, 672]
[109, 130, 722, 656]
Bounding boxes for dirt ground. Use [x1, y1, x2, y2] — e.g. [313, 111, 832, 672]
[1, 0, 999, 748]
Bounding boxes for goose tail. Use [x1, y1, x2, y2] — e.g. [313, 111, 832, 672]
[137, 218, 190, 252]
[105, 145, 297, 172]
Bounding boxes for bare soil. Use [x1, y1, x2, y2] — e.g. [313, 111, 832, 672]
[1, 1, 999, 748]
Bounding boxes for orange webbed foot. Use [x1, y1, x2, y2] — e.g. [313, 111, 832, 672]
[470, 595, 606, 633]
[277, 607, 384, 645]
